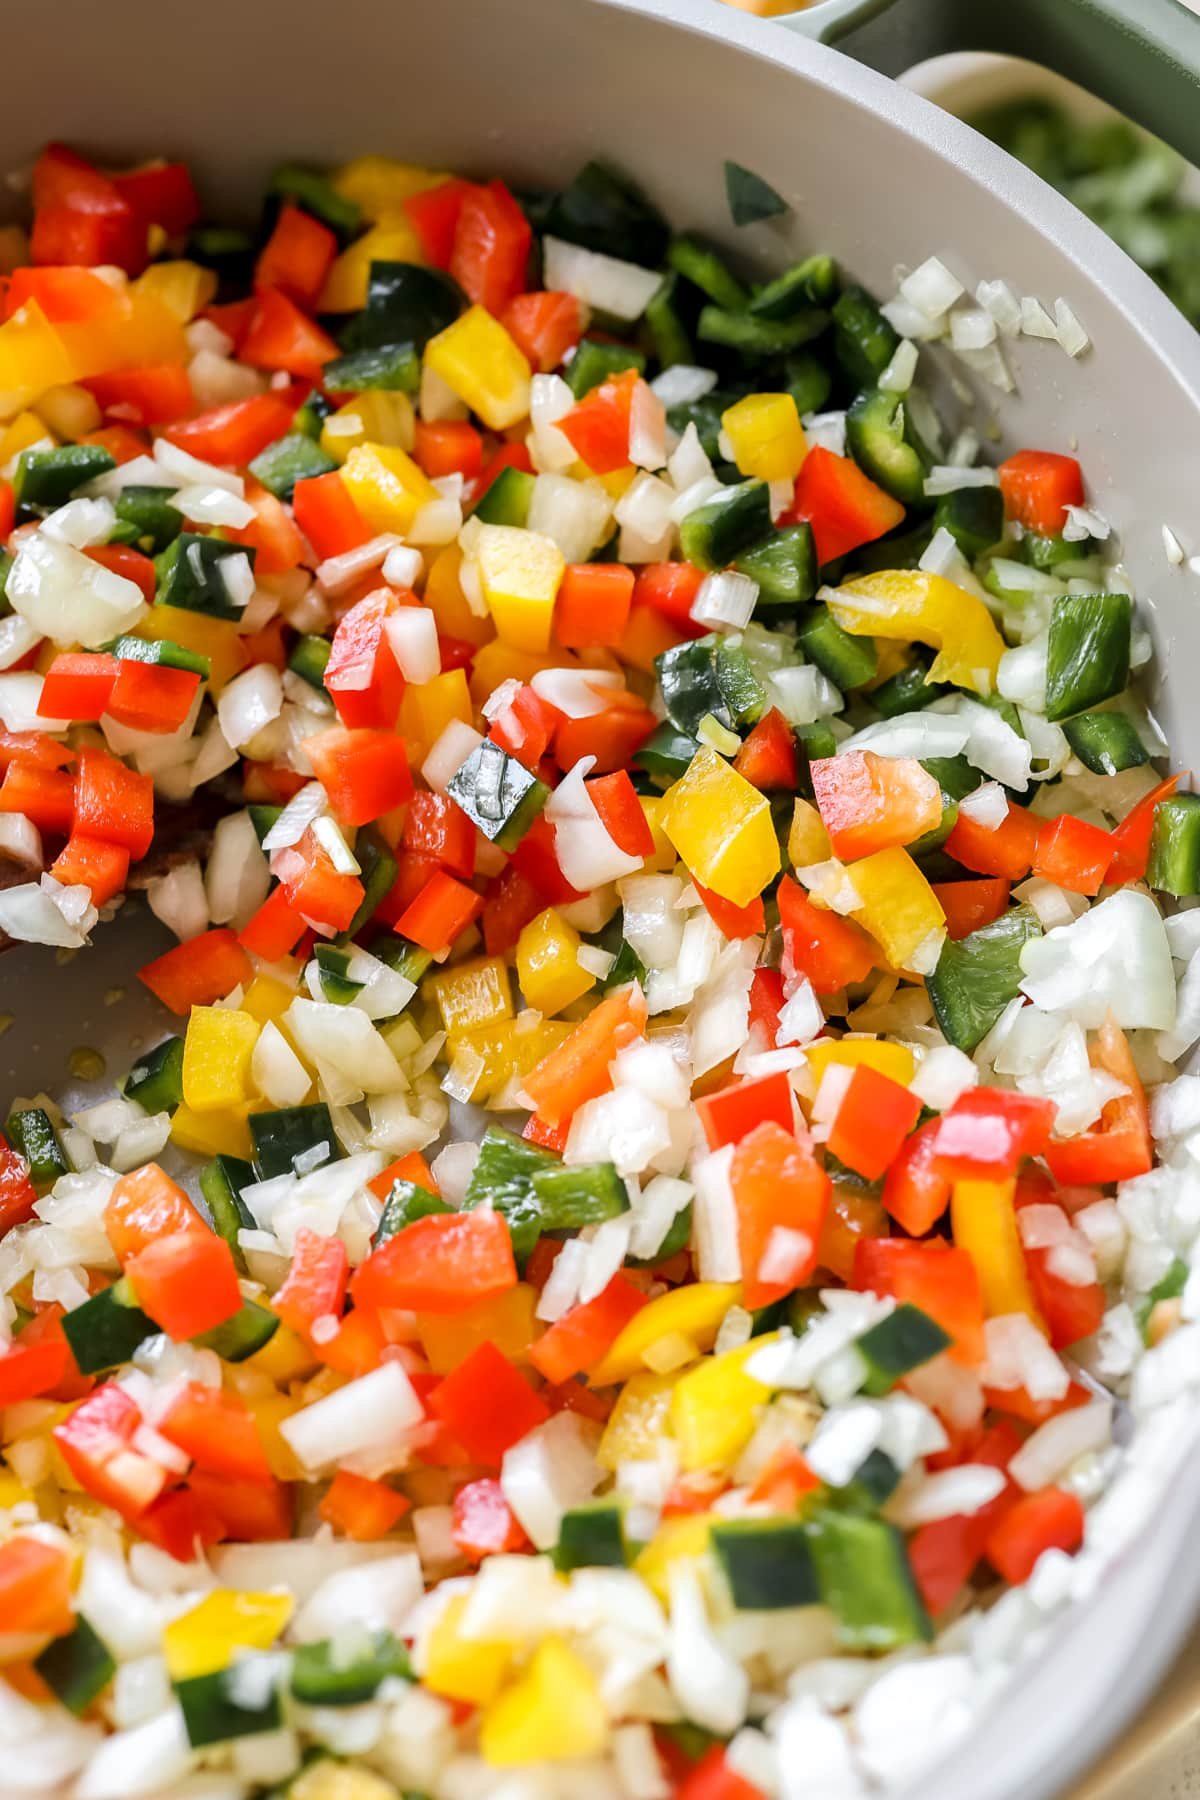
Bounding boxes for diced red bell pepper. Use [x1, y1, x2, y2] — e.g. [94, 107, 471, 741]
[31, 146, 146, 275]
[0, 732, 73, 773]
[984, 1377, 1092, 1428]
[0, 479, 13, 543]
[1032, 812, 1113, 896]
[451, 1476, 530, 1559]
[733, 707, 798, 790]
[5, 264, 128, 323]
[74, 745, 154, 858]
[811, 751, 943, 860]
[319, 1467, 411, 1540]
[403, 791, 476, 880]
[0, 1140, 38, 1234]
[112, 161, 200, 236]
[697, 1070, 796, 1151]
[375, 851, 439, 927]
[731, 1119, 831, 1309]
[137, 1486, 225, 1562]
[413, 419, 484, 482]
[240, 288, 338, 382]
[1024, 1245, 1106, 1349]
[325, 588, 406, 729]
[907, 1420, 1022, 1614]
[748, 1441, 821, 1510]
[529, 1274, 647, 1385]
[0, 1330, 71, 1406]
[203, 297, 258, 351]
[501, 290, 584, 375]
[125, 1228, 243, 1341]
[402, 178, 475, 267]
[1106, 773, 1182, 885]
[430, 1341, 550, 1465]
[944, 801, 1040, 881]
[0, 759, 75, 834]
[293, 469, 371, 562]
[984, 1485, 1084, 1584]
[675, 1746, 768, 1800]
[238, 884, 309, 961]
[395, 868, 483, 954]
[158, 1382, 275, 1485]
[311, 1306, 388, 1379]
[930, 877, 1011, 940]
[255, 202, 337, 308]
[84, 363, 194, 427]
[272, 1228, 349, 1336]
[828, 1063, 923, 1181]
[881, 1117, 951, 1236]
[103, 1162, 207, 1263]
[106, 657, 202, 733]
[305, 724, 414, 827]
[552, 692, 656, 774]
[231, 478, 309, 576]
[1044, 1017, 1152, 1186]
[782, 445, 906, 564]
[587, 770, 654, 858]
[997, 449, 1085, 537]
[554, 563, 636, 650]
[139, 927, 252, 1014]
[164, 393, 295, 467]
[449, 180, 531, 316]
[489, 684, 558, 769]
[50, 832, 129, 906]
[631, 560, 706, 635]
[777, 875, 875, 994]
[558, 369, 637, 474]
[482, 866, 546, 955]
[748, 966, 785, 1048]
[188, 1468, 294, 1542]
[522, 984, 648, 1127]
[84, 542, 158, 603]
[932, 1088, 1057, 1181]
[853, 1237, 986, 1364]
[52, 1380, 167, 1516]
[352, 1208, 517, 1315]
[38, 652, 117, 722]
[692, 880, 765, 940]
[275, 827, 365, 934]
[0, 1536, 75, 1637]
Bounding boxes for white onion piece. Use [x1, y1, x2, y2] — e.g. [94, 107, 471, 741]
[422, 720, 483, 794]
[629, 378, 667, 470]
[1008, 1398, 1112, 1492]
[146, 858, 208, 942]
[251, 1020, 311, 1108]
[650, 365, 718, 407]
[0, 876, 91, 947]
[383, 605, 440, 684]
[154, 436, 245, 495]
[526, 471, 612, 562]
[543, 236, 660, 321]
[0, 810, 42, 869]
[170, 483, 256, 528]
[890, 1463, 1007, 1527]
[217, 663, 283, 750]
[285, 999, 406, 1094]
[668, 1560, 749, 1735]
[205, 809, 270, 927]
[980, 1314, 1069, 1401]
[281, 1361, 423, 1472]
[73, 1706, 190, 1799]
[546, 757, 642, 889]
[41, 496, 116, 548]
[261, 780, 328, 853]
[500, 1412, 603, 1549]
[8, 530, 146, 647]
[900, 256, 965, 318]
[1019, 888, 1176, 1031]
[316, 538, 401, 597]
[531, 666, 624, 719]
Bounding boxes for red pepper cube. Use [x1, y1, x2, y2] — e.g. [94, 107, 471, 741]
[586, 770, 654, 858]
[730, 1120, 831, 1310]
[351, 1209, 517, 1315]
[881, 1117, 951, 1237]
[74, 745, 154, 859]
[449, 180, 532, 317]
[188, 1467, 294, 1542]
[501, 291, 585, 375]
[631, 561, 706, 634]
[1031, 812, 1113, 896]
[997, 449, 1085, 537]
[164, 393, 297, 467]
[696, 1070, 796, 1151]
[112, 162, 200, 237]
[395, 868, 483, 954]
[137, 1487, 225, 1563]
[271, 1228, 349, 1336]
[84, 364, 194, 428]
[49, 832, 130, 906]
[489, 685, 558, 770]
[983, 1485, 1084, 1585]
[158, 1382, 275, 1485]
[783, 445, 905, 565]
[106, 659, 201, 734]
[413, 420, 483, 482]
[528, 1274, 648, 1386]
[827, 1063, 923, 1182]
[0, 1332, 71, 1407]
[38, 652, 118, 723]
[319, 1468, 411, 1541]
[554, 563, 636, 650]
[402, 791, 476, 881]
[944, 802, 1040, 881]
[325, 589, 406, 729]
[104, 1161, 208, 1264]
[557, 370, 638, 475]
[254, 202, 338, 309]
[0, 759, 76, 834]
[402, 179, 474, 268]
[451, 1476, 529, 1559]
[932, 1088, 1057, 1181]
[930, 877, 1011, 941]
[777, 874, 875, 994]
[733, 707, 798, 791]
[693, 880, 766, 940]
[125, 1228, 243, 1342]
[52, 1380, 167, 1518]
[305, 725, 414, 828]
[428, 1340, 550, 1465]
[139, 928, 253, 1015]
[239, 288, 339, 384]
[292, 469, 371, 562]
[853, 1237, 987, 1365]
[238, 885, 308, 962]
[275, 828, 365, 934]
[908, 1421, 1021, 1615]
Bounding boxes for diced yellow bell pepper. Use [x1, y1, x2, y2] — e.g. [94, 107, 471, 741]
[340, 441, 438, 536]
[243, 1391, 308, 1482]
[805, 1035, 916, 1087]
[181, 1006, 261, 1112]
[0, 1471, 31, 1509]
[0, 302, 75, 419]
[467, 639, 559, 708]
[590, 1283, 741, 1387]
[669, 1334, 778, 1472]
[243, 1322, 318, 1386]
[430, 956, 513, 1033]
[633, 1513, 714, 1605]
[169, 1101, 255, 1161]
[597, 1370, 677, 1470]
[827, 570, 1006, 696]
[865, 638, 915, 688]
[951, 1178, 1045, 1326]
[597, 465, 638, 499]
[423, 1594, 513, 1706]
[516, 909, 595, 1016]
[290, 1761, 403, 1800]
[424, 306, 532, 432]
[721, 392, 807, 483]
[319, 216, 426, 313]
[58, 292, 187, 381]
[321, 391, 415, 464]
[638, 796, 678, 873]
[137, 604, 246, 694]
[418, 1283, 540, 1374]
[474, 524, 565, 653]
[444, 1017, 570, 1105]
[398, 668, 474, 767]
[34, 384, 100, 440]
[480, 1638, 608, 1767]
[133, 260, 217, 322]
[330, 156, 450, 220]
[663, 747, 780, 908]
[163, 1589, 294, 1681]
[0, 410, 51, 460]
[424, 544, 495, 648]
[788, 797, 832, 867]
[241, 974, 299, 1029]
[848, 846, 946, 975]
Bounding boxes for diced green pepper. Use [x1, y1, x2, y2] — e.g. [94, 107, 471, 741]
[807, 1508, 932, 1650]
[373, 936, 434, 988]
[782, 350, 833, 418]
[250, 1104, 342, 1179]
[1147, 793, 1200, 897]
[268, 164, 361, 239]
[796, 604, 879, 689]
[871, 662, 949, 717]
[645, 271, 693, 369]
[667, 234, 750, 311]
[155, 533, 255, 621]
[552, 1501, 629, 1573]
[724, 161, 789, 229]
[697, 304, 828, 357]
[339, 261, 461, 353]
[837, 1447, 903, 1512]
[60, 1277, 156, 1375]
[199, 1154, 257, 1273]
[927, 904, 1042, 1052]
[831, 285, 899, 386]
[5, 1107, 67, 1188]
[323, 343, 422, 394]
[123, 1036, 185, 1115]
[109, 634, 210, 678]
[175, 1666, 283, 1747]
[679, 480, 772, 572]
[462, 1126, 556, 1263]
[447, 742, 549, 853]
[546, 161, 669, 267]
[1044, 591, 1132, 722]
[344, 827, 399, 939]
[845, 388, 927, 505]
[565, 338, 646, 400]
[114, 485, 183, 552]
[193, 1299, 279, 1362]
[288, 633, 332, 690]
[711, 1518, 819, 1610]
[1062, 710, 1149, 775]
[247, 804, 283, 844]
[1136, 1257, 1188, 1339]
[735, 524, 817, 608]
[15, 444, 115, 511]
[34, 1615, 115, 1714]
[248, 431, 336, 501]
[289, 1630, 412, 1706]
[472, 464, 535, 527]
[855, 1304, 952, 1395]
[632, 721, 700, 781]
[934, 485, 1005, 557]
[751, 254, 838, 317]
[531, 1161, 629, 1229]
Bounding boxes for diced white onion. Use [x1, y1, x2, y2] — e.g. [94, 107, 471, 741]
[878, 338, 918, 394]
[1053, 297, 1090, 357]
[531, 666, 625, 720]
[205, 808, 270, 927]
[543, 236, 661, 321]
[651, 364, 718, 407]
[217, 663, 284, 750]
[546, 756, 643, 889]
[281, 1361, 423, 1471]
[154, 436, 245, 495]
[252, 1020, 312, 1108]
[146, 859, 208, 942]
[899, 256, 964, 319]
[690, 571, 758, 631]
[1020, 295, 1058, 338]
[421, 720, 483, 794]
[1008, 1398, 1111, 1492]
[976, 278, 1022, 337]
[890, 1464, 1007, 1526]
[316, 537, 402, 596]
[383, 606, 440, 684]
[8, 530, 147, 647]
[170, 483, 256, 528]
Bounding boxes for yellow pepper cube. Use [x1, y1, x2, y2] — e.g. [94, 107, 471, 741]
[445, 1017, 570, 1105]
[182, 1006, 261, 1113]
[424, 544, 495, 648]
[951, 1178, 1045, 1326]
[805, 1035, 916, 1088]
[423, 1594, 513, 1706]
[331, 156, 451, 220]
[827, 570, 1005, 696]
[848, 846, 946, 974]
[133, 260, 217, 323]
[319, 217, 426, 313]
[243, 1391, 308, 1482]
[638, 796, 678, 873]
[58, 292, 187, 383]
[598, 1371, 677, 1471]
[480, 1638, 608, 1767]
[340, 441, 438, 536]
[474, 524, 564, 653]
[669, 1336, 776, 1472]
[398, 668, 473, 767]
[430, 956, 513, 1034]
[290, 1762, 401, 1800]
[321, 391, 415, 465]
[633, 1513, 714, 1605]
[721, 392, 807, 483]
[138, 604, 246, 693]
[788, 797, 832, 867]
[517, 909, 595, 1016]
[424, 306, 532, 432]
[0, 301, 75, 414]
[589, 1283, 741, 1387]
[242, 1322, 318, 1386]
[663, 746, 780, 908]
[170, 1101, 255, 1161]
[241, 974, 298, 1029]
[468, 639, 558, 708]
[34, 384, 101, 441]
[1, 409, 51, 460]
[418, 1283, 539, 1374]
[163, 1589, 294, 1681]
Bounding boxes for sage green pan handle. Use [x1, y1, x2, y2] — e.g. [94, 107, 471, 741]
[778, 0, 1200, 165]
